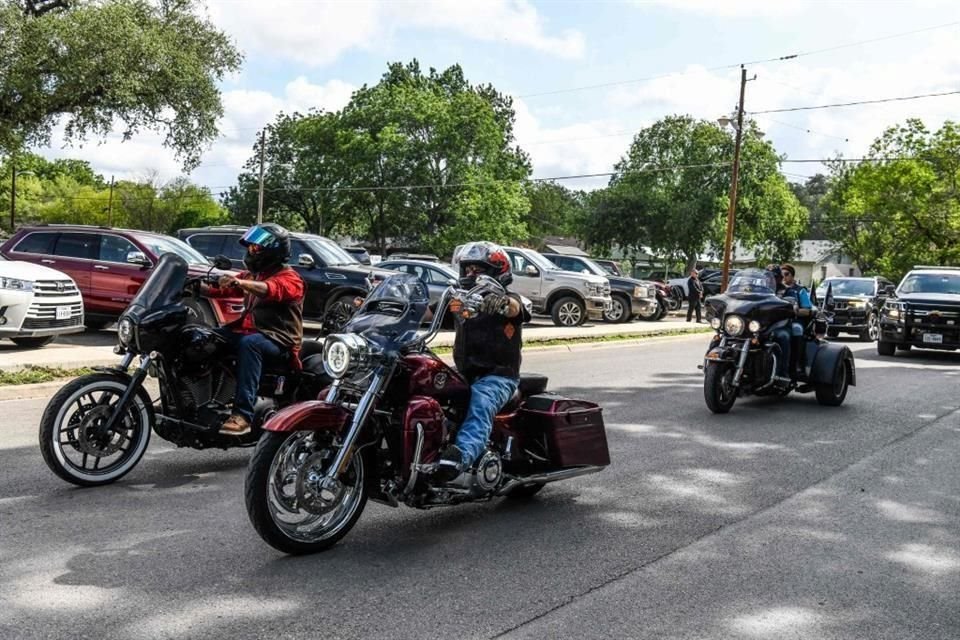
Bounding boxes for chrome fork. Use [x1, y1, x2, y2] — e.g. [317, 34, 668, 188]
[731, 339, 751, 386]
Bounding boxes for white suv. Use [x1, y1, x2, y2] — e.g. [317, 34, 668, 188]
[0, 254, 85, 348]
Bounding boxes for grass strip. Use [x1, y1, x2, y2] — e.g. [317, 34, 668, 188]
[432, 327, 711, 355]
[0, 365, 94, 386]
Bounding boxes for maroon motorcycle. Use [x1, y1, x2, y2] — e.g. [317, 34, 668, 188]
[244, 272, 610, 554]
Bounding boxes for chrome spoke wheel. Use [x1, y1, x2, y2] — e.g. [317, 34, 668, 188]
[558, 302, 582, 326]
[266, 432, 365, 544]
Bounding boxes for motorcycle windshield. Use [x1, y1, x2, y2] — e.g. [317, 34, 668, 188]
[726, 269, 777, 295]
[125, 253, 189, 320]
[344, 272, 430, 350]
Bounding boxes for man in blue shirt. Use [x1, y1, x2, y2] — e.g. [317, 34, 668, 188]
[781, 263, 813, 377]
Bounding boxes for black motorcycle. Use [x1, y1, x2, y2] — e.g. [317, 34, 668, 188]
[701, 269, 855, 413]
[39, 253, 330, 486]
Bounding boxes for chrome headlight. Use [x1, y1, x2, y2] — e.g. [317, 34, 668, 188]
[748, 320, 761, 333]
[723, 314, 745, 336]
[710, 317, 721, 329]
[634, 285, 650, 298]
[884, 301, 904, 319]
[585, 282, 605, 296]
[117, 317, 136, 347]
[0, 277, 32, 291]
[847, 299, 867, 309]
[322, 333, 369, 379]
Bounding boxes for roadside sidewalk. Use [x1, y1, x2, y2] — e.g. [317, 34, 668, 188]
[0, 317, 710, 374]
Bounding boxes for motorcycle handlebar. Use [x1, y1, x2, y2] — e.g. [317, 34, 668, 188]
[417, 277, 505, 347]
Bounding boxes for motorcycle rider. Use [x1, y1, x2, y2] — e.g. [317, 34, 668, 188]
[781, 263, 814, 376]
[435, 241, 531, 482]
[204, 223, 305, 435]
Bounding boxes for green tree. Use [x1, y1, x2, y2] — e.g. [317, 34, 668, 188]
[523, 181, 587, 245]
[0, 0, 243, 168]
[585, 115, 807, 269]
[821, 119, 960, 279]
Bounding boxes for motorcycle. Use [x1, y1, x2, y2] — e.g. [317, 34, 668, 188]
[244, 272, 611, 555]
[700, 268, 855, 413]
[39, 253, 331, 487]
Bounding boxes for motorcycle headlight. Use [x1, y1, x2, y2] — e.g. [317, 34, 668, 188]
[748, 320, 761, 333]
[322, 333, 369, 379]
[710, 317, 721, 329]
[117, 317, 136, 347]
[723, 314, 745, 336]
[0, 277, 33, 291]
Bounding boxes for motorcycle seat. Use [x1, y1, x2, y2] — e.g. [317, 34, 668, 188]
[518, 373, 548, 396]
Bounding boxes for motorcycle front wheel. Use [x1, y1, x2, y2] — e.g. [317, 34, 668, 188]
[245, 431, 367, 555]
[39, 373, 154, 486]
[704, 362, 737, 414]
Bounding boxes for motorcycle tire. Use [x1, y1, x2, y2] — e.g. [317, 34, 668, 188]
[39, 373, 154, 487]
[704, 362, 737, 414]
[245, 431, 368, 555]
[815, 360, 850, 407]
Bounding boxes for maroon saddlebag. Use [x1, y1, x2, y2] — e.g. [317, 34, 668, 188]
[519, 394, 610, 467]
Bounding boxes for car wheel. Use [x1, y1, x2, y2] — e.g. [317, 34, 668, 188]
[860, 312, 878, 342]
[324, 295, 358, 333]
[10, 336, 55, 349]
[877, 339, 896, 356]
[827, 328, 840, 338]
[603, 295, 632, 323]
[551, 296, 586, 327]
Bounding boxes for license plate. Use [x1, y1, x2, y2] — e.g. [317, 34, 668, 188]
[55, 307, 71, 320]
[923, 333, 943, 344]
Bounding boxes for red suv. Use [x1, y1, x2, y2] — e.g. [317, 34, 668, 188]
[0, 225, 244, 330]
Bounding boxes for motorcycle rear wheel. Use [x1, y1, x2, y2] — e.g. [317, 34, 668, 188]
[39, 373, 153, 486]
[704, 362, 737, 414]
[245, 431, 367, 555]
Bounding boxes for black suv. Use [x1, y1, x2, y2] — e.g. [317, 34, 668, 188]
[177, 226, 394, 330]
[815, 275, 895, 341]
[543, 253, 660, 322]
[877, 266, 960, 355]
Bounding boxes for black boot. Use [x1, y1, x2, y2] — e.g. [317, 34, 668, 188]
[434, 444, 463, 482]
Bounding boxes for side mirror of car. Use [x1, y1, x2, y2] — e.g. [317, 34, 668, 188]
[298, 253, 315, 268]
[212, 254, 232, 270]
[446, 277, 458, 287]
[524, 264, 539, 277]
[126, 251, 150, 267]
[885, 285, 896, 296]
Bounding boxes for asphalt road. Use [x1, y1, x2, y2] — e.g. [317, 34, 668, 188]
[1, 336, 958, 639]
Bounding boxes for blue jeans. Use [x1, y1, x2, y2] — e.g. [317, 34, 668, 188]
[457, 375, 519, 467]
[771, 327, 791, 377]
[216, 329, 285, 422]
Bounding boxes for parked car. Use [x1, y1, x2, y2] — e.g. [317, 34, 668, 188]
[1, 225, 243, 330]
[178, 226, 394, 330]
[0, 253, 85, 348]
[815, 275, 895, 341]
[701, 269, 739, 297]
[877, 266, 960, 355]
[342, 246, 371, 265]
[466, 245, 610, 327]
[592, 258, 624, 277]
[377, 259, 457, 306]
[543, 253, 659, 323]
[386, 252, 441, 263]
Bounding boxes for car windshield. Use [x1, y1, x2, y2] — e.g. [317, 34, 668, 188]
[726, 268, 777, 294]
[572, 258, 607, 277]
[133, 233, 210, 266]
[816, 278, 874, 297]
[899, 272, 960, 295]
[306, 238, 357, 266]
[524, 250, 560, 272]
[345, 272, 430, 349]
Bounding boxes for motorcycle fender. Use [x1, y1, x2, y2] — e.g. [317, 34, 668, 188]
[261, 400, 350, 433]
[810, 343, 857, 387]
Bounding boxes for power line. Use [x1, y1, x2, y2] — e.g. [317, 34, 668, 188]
[519, 20, 960, 98]
[750, 89, 960, 114]
[760, 118, 849, 142]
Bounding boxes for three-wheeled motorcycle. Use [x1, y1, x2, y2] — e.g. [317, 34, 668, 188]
[701, 269, 855, 413]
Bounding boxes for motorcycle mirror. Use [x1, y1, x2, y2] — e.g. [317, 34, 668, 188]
[212, 255, 232, 270]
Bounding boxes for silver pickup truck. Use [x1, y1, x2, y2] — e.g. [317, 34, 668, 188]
[502, 246, 612, 326]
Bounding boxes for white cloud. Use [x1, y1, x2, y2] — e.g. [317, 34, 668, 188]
[634, 0, 806, 17]
[34, 78, 357, 192]
[206, 0, 584, 67]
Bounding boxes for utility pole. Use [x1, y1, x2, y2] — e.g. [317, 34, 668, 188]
[9, 162, 15, 232]
[256, 130, 266, 224]
[720, 65, 749, 293]
[106, 175, 115, 226]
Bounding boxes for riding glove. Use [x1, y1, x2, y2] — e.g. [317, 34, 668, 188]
[480, 293, 509, 316]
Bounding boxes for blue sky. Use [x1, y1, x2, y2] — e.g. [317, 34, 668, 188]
[38, 0, 960, 195]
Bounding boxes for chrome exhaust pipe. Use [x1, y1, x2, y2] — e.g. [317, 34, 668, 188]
[496, 465, 603, 496]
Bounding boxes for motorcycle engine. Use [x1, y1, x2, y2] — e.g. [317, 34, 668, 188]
[471, 450, 503, 494]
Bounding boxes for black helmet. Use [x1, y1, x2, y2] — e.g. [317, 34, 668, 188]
[239, 223, 290, 273]
[453, 241, 512, 288]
